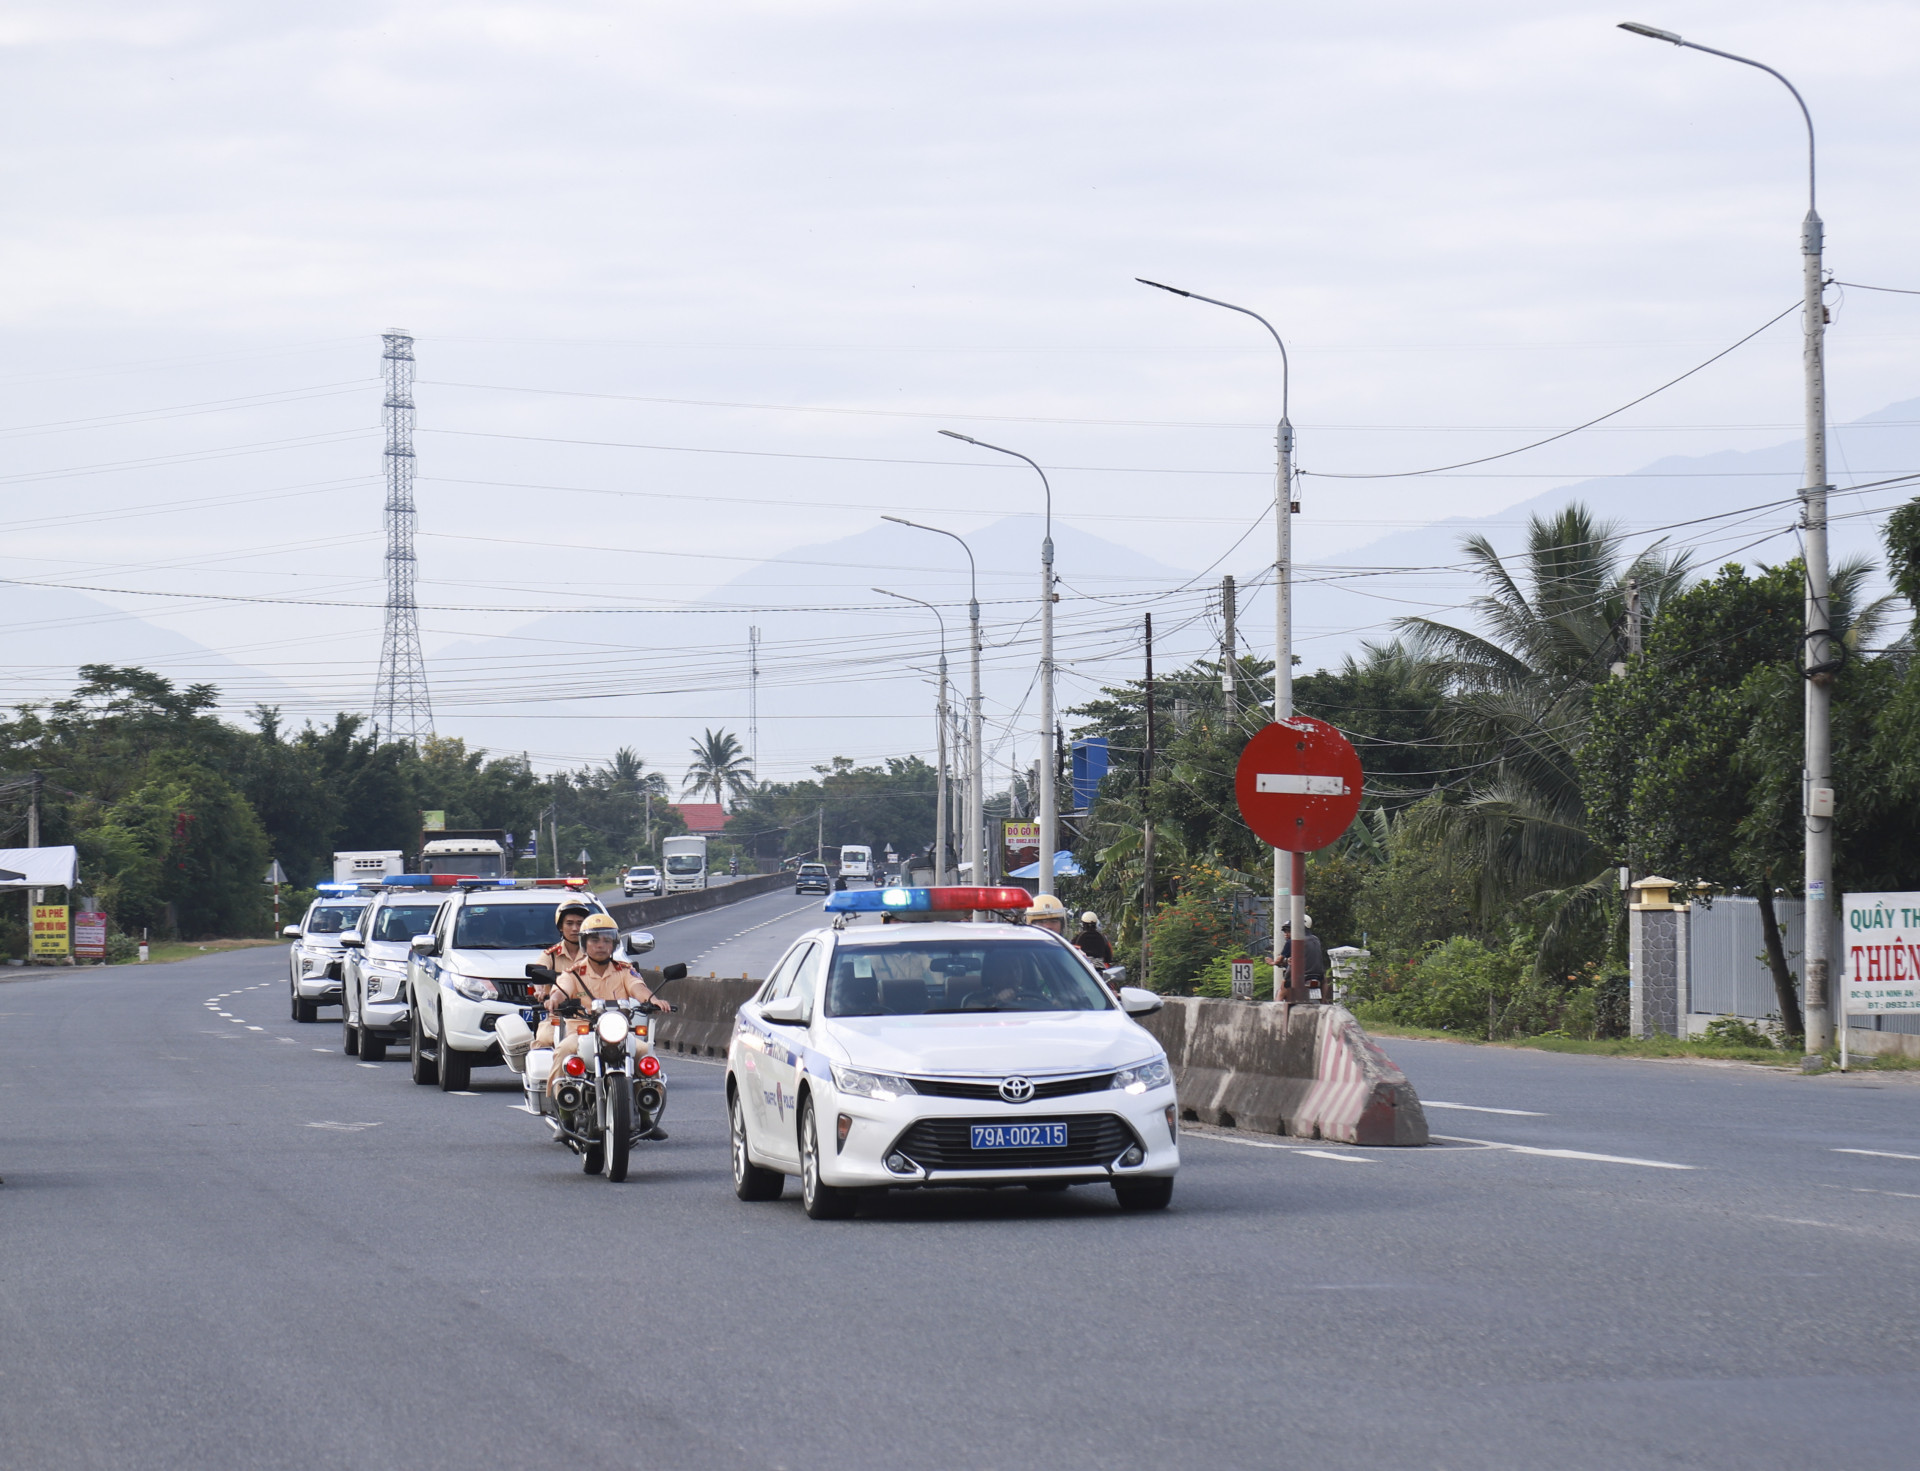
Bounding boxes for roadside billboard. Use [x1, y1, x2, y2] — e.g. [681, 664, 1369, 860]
[31, 904, 69, 958]
[74, 911, 107, 960]
[1002, 821, 1039, 877]
[1841, 891, 1920, 1016]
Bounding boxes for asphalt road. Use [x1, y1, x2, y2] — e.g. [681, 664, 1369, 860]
[5, 951, 1919, 1470]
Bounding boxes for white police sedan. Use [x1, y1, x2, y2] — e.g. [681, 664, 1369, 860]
[726, 886, 1178, 1219]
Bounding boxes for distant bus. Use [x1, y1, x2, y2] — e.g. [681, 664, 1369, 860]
[838, 845, 873, 884]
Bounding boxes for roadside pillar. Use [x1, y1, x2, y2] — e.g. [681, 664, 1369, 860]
[1630, 876, 1683, 1038]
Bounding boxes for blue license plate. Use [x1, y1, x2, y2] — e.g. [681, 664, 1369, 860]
[970, 1122, 1068, 1150]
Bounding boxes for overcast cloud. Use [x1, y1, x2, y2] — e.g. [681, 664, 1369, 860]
[2, 1, 1916, 777]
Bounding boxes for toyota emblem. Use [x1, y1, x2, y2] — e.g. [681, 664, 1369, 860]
[998, 1075, 1035, 1104]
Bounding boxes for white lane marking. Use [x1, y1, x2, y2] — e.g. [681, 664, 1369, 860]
[1424, 1101, 1547, 1116]
[306, 1121, 383, 1131]
[1834, 1147, 1920, 1162]
[246, 1026, 265, 1032]
[509, 1104, 541, 1115]
[1180, 1126, 1371, 1157]
[356, 1062, 380, 1069]
[315, 1049, 332, 1054]
[690, 901, 827, 961]
[1295, 1149, 1374, 1163]
[1434, 1134, 1695, 1170]
[276, 1037, 297, 1043]
[1821, 1184, 1920, 1201]
[450, 1090, 480, 1096]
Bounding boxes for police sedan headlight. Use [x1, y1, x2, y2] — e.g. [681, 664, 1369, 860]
[831, 1065, 914, 1102]
[1111, 1058, 1172, 1094]
[596, 1010, 630, 1046]
[447, 973, 498, 1002]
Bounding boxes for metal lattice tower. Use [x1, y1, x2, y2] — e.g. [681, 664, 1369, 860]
[371, 331, 434, 746]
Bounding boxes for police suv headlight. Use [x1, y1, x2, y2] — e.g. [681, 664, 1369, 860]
[1111, 1058, 1172, 1094]
[447, 973, 498, 1002]
[831, 1066, 914, 1102]
[596, 1011, 630, 1047]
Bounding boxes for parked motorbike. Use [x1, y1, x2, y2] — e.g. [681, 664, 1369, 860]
[504, 951, 687, 1182]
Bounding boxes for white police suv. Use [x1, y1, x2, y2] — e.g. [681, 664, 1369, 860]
[337, 889, 446, 1062]
[402, 877, 611, 1092]
[726, 885, 1178, 1219]
[285, 886, 370, 1023]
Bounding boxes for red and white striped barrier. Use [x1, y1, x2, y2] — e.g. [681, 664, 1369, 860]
[1138, 999, 1428, 1146]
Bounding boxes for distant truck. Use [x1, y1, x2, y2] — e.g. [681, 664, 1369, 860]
[662, 834, 708, 893]
[419, 828, 510, 878]
[333, 850, 405, 885]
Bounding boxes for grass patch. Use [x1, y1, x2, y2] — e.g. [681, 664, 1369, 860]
[116, 938, 284, 966]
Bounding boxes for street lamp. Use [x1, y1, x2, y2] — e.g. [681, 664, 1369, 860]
[875, 586, 952, 886]
[1137, 276, 1304, 999]
[881, 515, 984, 904]
[1618, 21, 1834, 1058]
[938, 429, 1058, 898]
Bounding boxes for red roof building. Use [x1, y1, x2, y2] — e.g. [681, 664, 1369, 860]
[673, 802, 729, 834]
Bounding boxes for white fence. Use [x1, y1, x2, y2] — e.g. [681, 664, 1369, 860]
[1685, 896, 1920, 1036]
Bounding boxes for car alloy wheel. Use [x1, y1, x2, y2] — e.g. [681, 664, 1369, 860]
[799, 1098, 857, 1220]
[730, 1089, 783, 1202]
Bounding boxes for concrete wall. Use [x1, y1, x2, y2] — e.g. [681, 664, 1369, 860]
[606, 871, 794, 933]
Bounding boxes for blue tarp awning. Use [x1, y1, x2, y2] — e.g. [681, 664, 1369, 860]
[1007, 850, 1084, 880]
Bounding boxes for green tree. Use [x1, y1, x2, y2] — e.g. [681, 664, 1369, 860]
[1397, 505, 1691, 969]
[683, 728, 755, 810]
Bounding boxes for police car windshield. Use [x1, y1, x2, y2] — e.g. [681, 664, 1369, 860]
[370, 903, 441, 943]
[823, 939, 1112, 1016]
[452, 903, 579, 950]
[306, 906, 365, 934]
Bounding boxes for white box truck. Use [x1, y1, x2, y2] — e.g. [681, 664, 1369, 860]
[333, 850, 405, 885]
[839, 844, 874, 885]
[662, 834, 708, 893]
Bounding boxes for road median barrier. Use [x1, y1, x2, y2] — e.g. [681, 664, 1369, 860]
[606, 871, 793, 932]
[655, 975, 762, 1060]
[1139, 998, 1428, 1146]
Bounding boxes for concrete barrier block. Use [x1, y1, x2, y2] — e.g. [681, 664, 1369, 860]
[1139, 998, 1426, 1146]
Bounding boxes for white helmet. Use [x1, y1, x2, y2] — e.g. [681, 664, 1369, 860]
[1080, 911, 1099, 925]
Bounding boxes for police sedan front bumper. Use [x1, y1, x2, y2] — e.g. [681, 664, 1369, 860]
[817, 1081, 1180, 1190]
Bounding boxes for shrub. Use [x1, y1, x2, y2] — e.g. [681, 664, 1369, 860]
[1144, 893, 1237, 994]
[1702, 1014, 1779, 1049]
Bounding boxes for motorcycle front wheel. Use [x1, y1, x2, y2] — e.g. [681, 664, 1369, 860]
[606, 1074, 632, 1183]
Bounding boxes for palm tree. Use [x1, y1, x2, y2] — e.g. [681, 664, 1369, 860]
[605, 746, 668, 798]
[1396, 505, 1692, 963]
[682, 728, 755, 810]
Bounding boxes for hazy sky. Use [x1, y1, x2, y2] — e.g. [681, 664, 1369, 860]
[4, 1, 1918, 780]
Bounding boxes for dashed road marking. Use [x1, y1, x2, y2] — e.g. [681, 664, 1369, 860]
[1425, 1101, 1547, 1116]
[450, 1090, 480, 1096]
[1434, 1134, 1695, 1170]
[246, 1026, 265, 1032]
[1822, 1184, 1920, 1200]
[1295, 1149, 1374, 1163]
[1834, 1147, 1920, 1162]
[306, 1121, 383, 1131]
[356, 1062, 379, 1069]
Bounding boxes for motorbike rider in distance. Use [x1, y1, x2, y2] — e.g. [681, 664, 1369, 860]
[1072, 911, 1114, 965]
[547, 913, 674, 1139]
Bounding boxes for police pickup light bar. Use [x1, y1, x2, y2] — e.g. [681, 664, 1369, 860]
[825, 885, 1032, 914]
[315, 881, 369, 896]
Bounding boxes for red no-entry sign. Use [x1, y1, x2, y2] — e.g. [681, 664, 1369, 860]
[1234, 717, 1363, 852]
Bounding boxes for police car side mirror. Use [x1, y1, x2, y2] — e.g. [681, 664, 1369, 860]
[339, 931, 364, 949]
[282, 925, 302, 939]
[410, 933, 440, 957]
[624, 931, 656, 958]
[1118, 987, 1162, 1017]
[762, 994, 808, 1025]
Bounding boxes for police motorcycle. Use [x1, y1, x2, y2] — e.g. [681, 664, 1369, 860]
[501, 929, 686, 1181]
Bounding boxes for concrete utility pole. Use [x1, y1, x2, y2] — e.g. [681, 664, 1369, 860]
[1221, 574, 1237, 703]
[883, 515, 983, 913]
[1619, 22, 1834, 1057]
[939, 431, 1058, 897]
[1142, 613, 1156, 985]
[1138, 278, 1300, 993]
[876, 587, 951, 886]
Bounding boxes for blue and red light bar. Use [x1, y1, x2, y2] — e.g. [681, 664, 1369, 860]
[315, 882, 369, 896]
[825, 885, 1032, 914]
